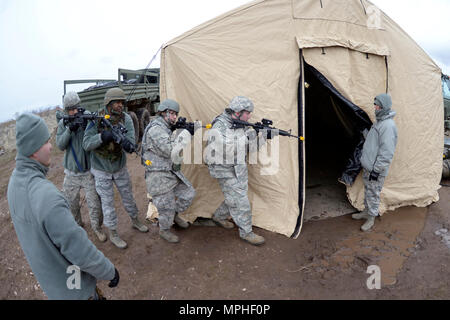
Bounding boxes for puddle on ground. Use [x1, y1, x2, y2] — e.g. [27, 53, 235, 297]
[328, 206, 427, 286]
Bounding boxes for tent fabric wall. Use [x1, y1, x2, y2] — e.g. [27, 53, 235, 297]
[160, 0, 443, 238]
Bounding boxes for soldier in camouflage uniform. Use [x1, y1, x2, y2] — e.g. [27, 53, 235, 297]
[205, 96, 268, 246]
[352, 93, 398, 231]
[56, 92, 106, 242]
[83, 88, 148, 249]
[142, 99, 195, 243]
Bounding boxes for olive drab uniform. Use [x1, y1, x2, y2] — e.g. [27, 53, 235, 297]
[142, 115, 195, 231]
[205, 111, 261, 238]
[83, 107, 140, 231]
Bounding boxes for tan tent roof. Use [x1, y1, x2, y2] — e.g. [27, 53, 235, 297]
[160, 0, 443, 238]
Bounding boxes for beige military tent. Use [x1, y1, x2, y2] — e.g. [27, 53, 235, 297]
[159, 0, 443, 238]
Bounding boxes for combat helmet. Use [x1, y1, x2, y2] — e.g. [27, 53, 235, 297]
[228, 96, 254, 113]
[157, 99, 180, 113]
[104, 88, 126, 107]
[63, 91, 81, 110]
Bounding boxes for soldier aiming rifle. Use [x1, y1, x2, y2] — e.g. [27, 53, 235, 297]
[231, 118, 304, 140]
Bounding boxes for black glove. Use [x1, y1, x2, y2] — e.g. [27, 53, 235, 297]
[108, 268, 120, 288]
[369, 170, 380, 181]
[265, 129, 273, 140]
[186, 124, 195, 136]
[101, 130, 114, 143]
[68, 122, 79, 132]
[122, 139, 135, 153]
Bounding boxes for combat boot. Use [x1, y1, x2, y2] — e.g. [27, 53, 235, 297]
[174, 214, 190, 229]
[159, 229, 179, 243]
[361, 216, 376, 232]
[351, 211, 370, 220]
[93, 226, 107, 242]
[240, 232, 265, 246]
[212, 217, 235, 229]
[131, 217, 149, 233]
[109, 229, 128, 249]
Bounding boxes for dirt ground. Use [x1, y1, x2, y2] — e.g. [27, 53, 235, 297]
[1, 132, 449, 300]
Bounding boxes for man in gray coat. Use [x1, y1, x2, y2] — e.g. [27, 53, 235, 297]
[352, 93, 398, 231]
[56, 92, 106, 242]
[7, 113, 119, 299]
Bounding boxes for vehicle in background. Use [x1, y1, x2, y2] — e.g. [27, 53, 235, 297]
[63, 68, 160, 143]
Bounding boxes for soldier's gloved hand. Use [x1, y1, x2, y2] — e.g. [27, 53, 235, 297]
[185, 125, 195, 136]
[101, 131, 114, 143]
[68, 122, 79, 132]
[172, 163, 181, 172]
[108, 268, 120, 288]
[122, 139, 135, 153]
[369, 170, 380, 181]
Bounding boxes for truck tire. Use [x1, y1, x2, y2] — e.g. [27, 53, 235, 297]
[128, 111, 139, 144]
[137, 108, 151, 140]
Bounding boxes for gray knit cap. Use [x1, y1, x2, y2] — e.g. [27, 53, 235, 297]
[16, 113, 51, 157]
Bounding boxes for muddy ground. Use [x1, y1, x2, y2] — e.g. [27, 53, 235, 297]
[0, 131, 449, 300]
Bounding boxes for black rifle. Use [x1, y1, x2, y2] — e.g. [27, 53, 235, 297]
[100, 115, 138, 155]
[57, 107, 102, 129]
[231, 118, 304, 140]
[171, 117, 211, 134]
[171, 117, 194, 134]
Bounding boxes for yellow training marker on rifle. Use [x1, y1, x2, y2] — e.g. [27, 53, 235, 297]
[205, 124, 212, 129]
[105, 115, 111, 120]
[145, 160, 152, 166]
[300, 136, 305, 141]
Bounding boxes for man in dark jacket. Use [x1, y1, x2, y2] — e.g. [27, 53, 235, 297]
[352, 93, 398, 231]
[7, 113, 119, 299]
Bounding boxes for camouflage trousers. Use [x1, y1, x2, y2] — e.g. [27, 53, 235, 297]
[362, 169, 386, 217]
[213, 176, 252, 237]
[150, 178, 195, 231]
[62, 172, 103, 229]
[91, 167, 138, 230]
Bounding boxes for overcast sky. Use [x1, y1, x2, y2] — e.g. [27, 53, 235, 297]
[0, 0, 449, 123]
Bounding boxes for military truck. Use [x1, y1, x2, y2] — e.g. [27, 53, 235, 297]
[441, 73, 450, 178]
[63, 68, 160, 143]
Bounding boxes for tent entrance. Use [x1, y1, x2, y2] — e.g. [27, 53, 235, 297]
[302, 61, 371, 221]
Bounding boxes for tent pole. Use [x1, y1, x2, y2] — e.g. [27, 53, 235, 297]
[292, 50, 306, 239]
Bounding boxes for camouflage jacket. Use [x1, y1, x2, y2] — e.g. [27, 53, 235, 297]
[205, 111, 259, 180]
[83, 107, 135, 173]
[142, 116, 192, 195]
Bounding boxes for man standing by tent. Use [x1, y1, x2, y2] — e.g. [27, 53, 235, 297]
[352, 93, 398, 231]
[142, 99, 195, 243]
[7, 113, 119, 299]
[83, 88, 148, 249]
[206, 96, 268, 246]
[56, 91, 106, 242]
